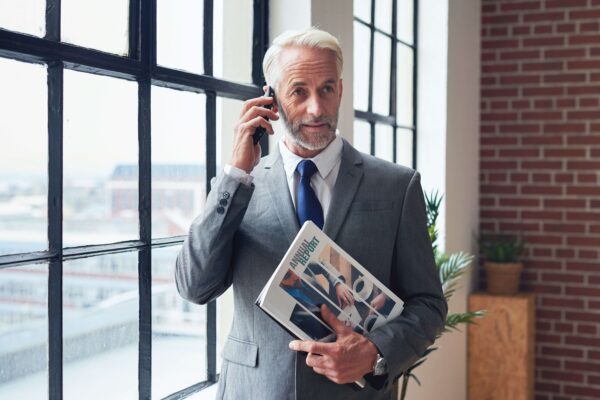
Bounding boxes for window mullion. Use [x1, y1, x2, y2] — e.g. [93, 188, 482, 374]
[47, 60, 63, 400]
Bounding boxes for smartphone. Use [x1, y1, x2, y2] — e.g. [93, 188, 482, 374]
[252, 86, 276, 145]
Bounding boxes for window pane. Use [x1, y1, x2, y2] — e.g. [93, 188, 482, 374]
[151, 86, 206, 239]
[397, 44, 414, 126]
[353, 119, 371, 155]
[374, 0, 392, 34]
[62, 0, 129, 55]
[354, 0, 371, 23]
[157, 0, 204, 74]
[152, 246, 207, 398]
[0, 264, 48, 400]
[396, 128, 413, 167]
[63, 70, 138, 247]
[0, 0, 45, 37]
[0, 58, 47, 256]
[397, 0, 414, 44]
[372, 33, 391, 116]
[214, 0, 253, 83]
[216, 97, 244, 171]
[375, 124, 394, 162]
[63, 253, 139, 400]
[353, 21, 371, 112]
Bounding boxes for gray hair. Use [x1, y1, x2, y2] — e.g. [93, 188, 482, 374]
[262, 27, 344, 90]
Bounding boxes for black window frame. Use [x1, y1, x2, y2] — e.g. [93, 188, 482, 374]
[0, 1, 269, 399]
[354, 0, 418, 168]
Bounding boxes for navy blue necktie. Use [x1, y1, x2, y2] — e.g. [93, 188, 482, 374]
[296, 160, 324, 229]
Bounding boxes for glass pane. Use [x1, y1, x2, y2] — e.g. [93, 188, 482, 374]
[63, 253, 139, 400]
[216, 97, 244, 171]
[0, 0, 45, 37]
[397, 44, 414, 126]
[63, 70, 138, 247]
[372, 32, 391, 116]
[62, 0, 129, 55]
[0, 264, 48, 400]
[397, 0, 414, 44]
[151, 86, 206, 239]
[0, 58, 47, 256]
[375, 0, 393, 34]
[354, 0, 371, 23]
[353, 21, 371, 112]
[157, 0, 204, 74]
[375, 124, 393, 162]
[353, 119, 371, 155]
[396, 128, 413, 167]
[214, 0, 253, 83]
[152, 246, 207, 398]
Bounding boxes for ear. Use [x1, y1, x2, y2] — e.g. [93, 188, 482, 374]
[338, 79, 343, 100]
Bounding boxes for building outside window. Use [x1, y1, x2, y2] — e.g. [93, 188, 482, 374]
[0, 1, 268, 399]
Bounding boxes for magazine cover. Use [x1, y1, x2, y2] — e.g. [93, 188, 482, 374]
[255, 221, 404, 388]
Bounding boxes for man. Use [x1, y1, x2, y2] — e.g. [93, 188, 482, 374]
[176, 27, 447, 400]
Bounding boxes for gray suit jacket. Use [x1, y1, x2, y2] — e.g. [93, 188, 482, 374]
[176, 139, 447, 400]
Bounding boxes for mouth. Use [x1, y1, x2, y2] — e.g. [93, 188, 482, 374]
[302, 122, 329, 129]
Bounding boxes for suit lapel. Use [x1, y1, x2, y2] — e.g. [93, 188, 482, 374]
[263, 148, 300, 244]
[323, 139, 364, 241]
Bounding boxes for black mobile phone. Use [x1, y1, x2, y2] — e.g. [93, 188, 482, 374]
[252, 86, 276, 145]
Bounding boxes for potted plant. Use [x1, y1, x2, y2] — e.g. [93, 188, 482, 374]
[396, 191, 486, 400]
[479, 235, 525, 295]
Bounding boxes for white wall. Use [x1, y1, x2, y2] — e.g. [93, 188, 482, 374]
[411, 1, 480, 400]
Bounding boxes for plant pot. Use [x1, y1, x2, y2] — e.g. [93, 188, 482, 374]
[484, 261, 523, 295]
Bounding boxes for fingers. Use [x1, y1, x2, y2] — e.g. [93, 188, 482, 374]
[236, 116, 274, 141]
[289, 339, 332, 355]
[239, 96, 276, 119]
[239, 104, 279, 124]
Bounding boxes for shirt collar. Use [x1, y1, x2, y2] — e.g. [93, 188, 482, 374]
[279, 133, 343, 180]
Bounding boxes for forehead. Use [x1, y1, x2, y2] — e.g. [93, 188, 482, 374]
[278, 46, 339, 86]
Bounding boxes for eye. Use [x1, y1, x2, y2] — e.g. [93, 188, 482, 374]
[292, 88, 305, 96]
[322, 85, 335, 94]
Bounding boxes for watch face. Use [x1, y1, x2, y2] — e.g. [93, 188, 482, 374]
[373, 355, 387, 376]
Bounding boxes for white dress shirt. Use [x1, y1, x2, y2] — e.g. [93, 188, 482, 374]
[278, 135, 343, 220]
[224, 134, 344, 220]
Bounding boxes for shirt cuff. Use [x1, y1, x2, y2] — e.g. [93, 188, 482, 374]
[224, 164, 254, 187]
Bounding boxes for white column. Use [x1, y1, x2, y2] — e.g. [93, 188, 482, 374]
[412, 1, 480, 400]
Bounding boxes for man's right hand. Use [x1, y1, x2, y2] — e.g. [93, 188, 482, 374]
[231, 93, 278, 173]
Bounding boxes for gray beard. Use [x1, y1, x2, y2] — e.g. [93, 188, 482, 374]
[278, 103, 338, 152]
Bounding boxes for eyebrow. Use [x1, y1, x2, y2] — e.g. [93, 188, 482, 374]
[290, 78, 337, 88]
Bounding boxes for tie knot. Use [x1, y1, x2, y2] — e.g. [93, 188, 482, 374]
[296, 160, 319, 179]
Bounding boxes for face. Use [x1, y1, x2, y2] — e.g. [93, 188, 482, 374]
[275, 46, 343, 153]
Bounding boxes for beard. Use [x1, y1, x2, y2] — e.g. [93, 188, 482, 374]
[278, 103, 338, 152]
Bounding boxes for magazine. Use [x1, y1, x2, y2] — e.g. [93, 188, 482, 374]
[255, 221, 404, 389]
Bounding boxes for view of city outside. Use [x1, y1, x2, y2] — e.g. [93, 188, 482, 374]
[0, 65, 209, 398]
[0, 1, 256, 398]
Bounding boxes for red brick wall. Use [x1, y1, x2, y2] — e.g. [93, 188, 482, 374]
[480, 1, 600, 399]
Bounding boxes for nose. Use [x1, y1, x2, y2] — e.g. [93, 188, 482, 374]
[306, 94, 324, 117]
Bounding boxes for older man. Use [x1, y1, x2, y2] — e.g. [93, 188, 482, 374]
[176, 27, 447, 400]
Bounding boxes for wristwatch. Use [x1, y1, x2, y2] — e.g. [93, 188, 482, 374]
[372, 353, 388, 376]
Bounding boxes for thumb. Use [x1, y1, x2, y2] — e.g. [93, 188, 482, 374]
[321, 304, 347, 333]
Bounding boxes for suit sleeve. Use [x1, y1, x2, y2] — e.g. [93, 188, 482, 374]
[365, 171, 448, 387]
[175, 172, 254, 305]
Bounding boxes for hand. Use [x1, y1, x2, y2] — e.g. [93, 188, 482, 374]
[335, 283, 354, 309]
[370, 292, 386, 311]
[289, 305, 378, 384]
[231, 88, 279, 173]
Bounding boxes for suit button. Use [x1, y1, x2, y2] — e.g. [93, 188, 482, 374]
[216, 206, 225, 214]
[222, 191, 230, 199]
[219, 199, 228, 206]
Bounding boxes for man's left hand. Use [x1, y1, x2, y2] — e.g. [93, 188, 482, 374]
[289, 304, 378, 384]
